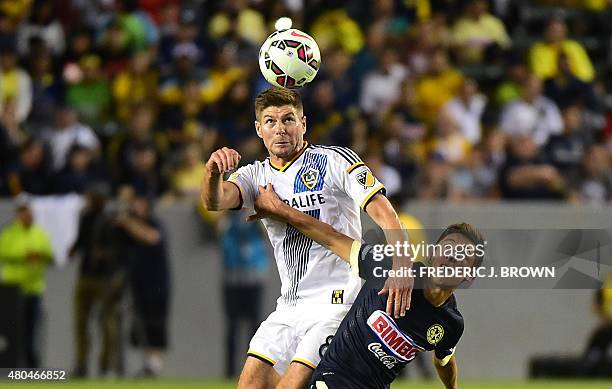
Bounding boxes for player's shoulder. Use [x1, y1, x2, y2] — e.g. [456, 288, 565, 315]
[308, 144, 364, 169]
[444, 295, 464, 334]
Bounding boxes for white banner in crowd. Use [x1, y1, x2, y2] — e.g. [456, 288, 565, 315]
[30, 194, 84, 267]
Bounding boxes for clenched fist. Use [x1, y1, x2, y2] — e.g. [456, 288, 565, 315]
[206, 147, 241, 174]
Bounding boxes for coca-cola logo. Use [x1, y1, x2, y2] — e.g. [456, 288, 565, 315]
[367, 343, 399, 369]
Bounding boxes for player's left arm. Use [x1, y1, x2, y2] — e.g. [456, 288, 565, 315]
[434, 354, 458, 389]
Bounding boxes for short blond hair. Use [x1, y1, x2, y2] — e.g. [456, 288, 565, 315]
[254, 87, 303, 121]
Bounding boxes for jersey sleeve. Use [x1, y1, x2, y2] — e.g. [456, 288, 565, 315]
[434, 320, 464, 366]
[226, 164, 257, 210]
[349, 242, 392, 282]
[328, 147, 386, 211]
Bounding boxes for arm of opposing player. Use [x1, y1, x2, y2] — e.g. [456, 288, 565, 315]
[433, 353, 458, 389]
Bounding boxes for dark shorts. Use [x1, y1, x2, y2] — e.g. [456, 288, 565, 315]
[309, 368, 390, 389]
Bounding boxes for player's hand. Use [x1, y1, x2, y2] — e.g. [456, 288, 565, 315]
[378, 256, 414, 318]
[248, 184, 284, 222]
[206, 147, 241, 174]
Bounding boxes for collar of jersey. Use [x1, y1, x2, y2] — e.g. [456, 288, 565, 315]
[268, 141, 309, 172]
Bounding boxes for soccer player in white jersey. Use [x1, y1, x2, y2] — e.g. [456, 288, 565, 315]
[201, 88, 412, 389]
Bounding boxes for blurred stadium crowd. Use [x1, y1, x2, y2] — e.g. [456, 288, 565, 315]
[0, 0, 610, 205]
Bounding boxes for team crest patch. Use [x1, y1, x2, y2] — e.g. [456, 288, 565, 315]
[426, 324, 444, 345]
[228, 172, 240, 181]
[301, 167, 320, 190]
[356, 169, 375, 189]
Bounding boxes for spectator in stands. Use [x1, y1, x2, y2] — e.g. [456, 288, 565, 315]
[118, 144, 166, 199]
[213, 79, 251, 149]
[418, 153, 451, 199]
[16, 0, 65, 57]
[112, 49, 158, 123]
[306, 78, 345, 145]
[431, 110, 472, 166]
[321, 47, 355, 110]
[113, 0, 159, 51]
[42, 106, 100, 171]
[200, 42, 246, 106]
[500, 135, 565, 200]
[364, 147, 402, 198]
[310, 8, 364, 55]
[543, 53, 600, 112]
[158, 42, 205, 105]
[97, 20, 132, 79]
[6, 139, 51, 196]
[360, 47, 408, 119]
[574, 144, 611, 205]
[65, 54, 112, 130]
[0, 195, 53, 367]
[545, 105, 593, 188]
[0, 101, 26, 193]
[452, 0, 511, 64]
[69, 184, 125, 377]
[218, 210, 269, 377]
[208, 0, 267, 47]
[415, 48, 463, 126]
[500, 74, 563, 146]
[115, 190, 170, 377]
[53, 145, 103, 194]
[351, 21, 386, 98]
[442, 77, 487, 145]
[27, 50, 61, 130]
[404, 12, 452, 76]
[62, 28, 94, 65]
[169, 142, 204, 199]
[495, 59, 528, 106]
[580, 272, 612, 375]
[449, 147, 497, 201]
[529, 17, 595, 83]
[0, 43, 32, 124]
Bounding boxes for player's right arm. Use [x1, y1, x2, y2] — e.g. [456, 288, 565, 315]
[201, 147, 242, 211]
[434, 354, 458, 389]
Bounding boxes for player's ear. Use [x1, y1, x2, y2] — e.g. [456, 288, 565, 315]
[301, 115, 307, 134]
[254, 120, 263, 139]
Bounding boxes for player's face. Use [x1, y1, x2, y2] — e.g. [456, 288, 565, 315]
[428, 233, 477, 288]
[255, 105, 306, 160]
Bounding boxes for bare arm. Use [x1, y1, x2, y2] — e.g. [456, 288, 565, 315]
[365, 194, 413, 318]
[434, 354, 458, 389]
[201, 147, 242, 211]
[249, 184, 354, 262]
[116, 216, 161, 245]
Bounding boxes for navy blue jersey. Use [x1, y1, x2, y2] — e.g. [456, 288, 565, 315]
[311, 243, 464, 389]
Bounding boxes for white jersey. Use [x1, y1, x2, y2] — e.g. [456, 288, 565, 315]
[228, 143, 385, 308]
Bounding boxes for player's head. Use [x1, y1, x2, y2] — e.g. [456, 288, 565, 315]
[254, 87, 306, 160]
[428, 223, 485, 288]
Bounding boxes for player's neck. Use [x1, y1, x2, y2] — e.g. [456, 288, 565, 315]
[269, 141, 307, 168]
[423, 279, 455, 307]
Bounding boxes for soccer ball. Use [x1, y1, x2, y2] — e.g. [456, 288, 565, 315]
[259, 28, 321, 89]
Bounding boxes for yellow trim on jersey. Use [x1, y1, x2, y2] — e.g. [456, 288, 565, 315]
[361, 183, 385, 211]
[349, 240, 362, 276]
[247, 350, 276, 365]
[316, 381, 329, 389]
[225, 180, 245, 210]
[292, 358, 317, 369]
[346, 161, 365, 174]
[433, 349, 455, 367]
[269, 142, 309, 172]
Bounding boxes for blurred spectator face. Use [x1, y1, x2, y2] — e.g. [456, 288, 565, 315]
[467, 0, 487, 19]
[562, 105, 582, 134]
[373, 0, 394, 17]
[130, 107, 154, 138]
[485, 130, 506, 154]
[366, 22, 386, 51]
[132, 147, 156, 173]
[546, 19, 567, 44]
[31, 53, 51, 77]
[509, 135, 539, 160]
[437, 111, 459, 137]
[32, 0, 54, 24]
[183, 80, 202, 102]
[217, 44, 237, 68]
[507, 63, 528, 83]
[80, 55, 102, 81]
[131, 50, 152, 74]
[228, 80, 250, 104]
[21, 142, 45, 169]
[460, 78, 478, 101]
[16, 206, 33, 227]
[430, 50, 450, 74]
[522, 75, 542, 101]
[55, 108, 78, 128]
[327, 49, 351, 78]
[70, 31, 92, 57]
[583, 145, 609, 178]
[1, 99, 17, 123]
[0, 51, 17, 70]
[312, 81, 335, 111]
[68, 147, 93, 172]
[184, 143, 202, 167]
[108, 24, 127, 51]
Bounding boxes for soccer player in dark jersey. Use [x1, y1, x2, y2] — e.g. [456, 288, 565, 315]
[249, 184, 485, 389]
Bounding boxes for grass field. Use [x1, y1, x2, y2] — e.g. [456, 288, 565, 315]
[2, 380, 612, 389]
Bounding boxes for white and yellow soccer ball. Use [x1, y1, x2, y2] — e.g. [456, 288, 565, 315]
[259, 20, 321, 89]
